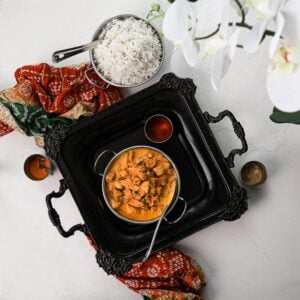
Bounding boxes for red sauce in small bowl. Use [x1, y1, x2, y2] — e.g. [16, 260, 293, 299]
[145, 115, 173, 143]
[24, 154, 52, 181]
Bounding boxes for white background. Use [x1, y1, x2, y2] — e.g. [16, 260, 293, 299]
[0, 0, 300, 299]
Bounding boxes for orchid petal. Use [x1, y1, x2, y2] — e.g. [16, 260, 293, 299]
[281, 0, 300, 45]
[269, 12, 285, 57]
[246, 0, 272, 16]
[256, 0, 270, 11]
[187, 2, 197, 32]
[279, 62, 295, 73]
[219, 2, 231, 35]
[182, 35, 199, 67]
[279, 0, 291, 9]
[243, 18, 270, 53]
[267, 68, 300, 112]
[226, 9, 241, 60]
[228, 28, 241, 60]
[288, 51, 300, 64]
[229, 5, 239, 32]
[269, 0, 290, 15]
[195, 0, 227, 37]
[198, 35, 225, 60]
[268, 0, 282, 15]
[211, 48, 231, 90]
[162, 0, 189, 42]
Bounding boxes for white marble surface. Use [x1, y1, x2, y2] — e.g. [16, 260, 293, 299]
[0, 0, 300, 299]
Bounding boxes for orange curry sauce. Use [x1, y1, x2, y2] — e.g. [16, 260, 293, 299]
[105, 148, 177, 221]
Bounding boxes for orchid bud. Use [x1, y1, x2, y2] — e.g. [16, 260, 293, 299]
[151, 3, 161, 11]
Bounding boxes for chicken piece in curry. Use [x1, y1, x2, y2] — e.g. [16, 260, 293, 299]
[105, 148, 177, 221]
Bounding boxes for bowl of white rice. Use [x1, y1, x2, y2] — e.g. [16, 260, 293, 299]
[89, 14, 164, 88]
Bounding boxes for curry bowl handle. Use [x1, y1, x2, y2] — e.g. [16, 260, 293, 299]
[94, 150, 116, 176]
[164, 197, 187, 224]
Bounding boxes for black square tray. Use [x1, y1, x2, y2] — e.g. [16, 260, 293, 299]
[45, 73, 248, 275]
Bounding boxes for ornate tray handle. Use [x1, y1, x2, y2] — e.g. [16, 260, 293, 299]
[46, 179, 134, 275]
[46, 179, 88, 237]
[203, 110, 248, 168]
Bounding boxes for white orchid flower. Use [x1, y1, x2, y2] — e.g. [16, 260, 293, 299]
[162, 0, 199, 67]
[200, 35, 228, 57]
[200, 2, 241, 90]
[267, 42, 300, 112]
[244, 0, 290, 56]
[269, 42, 300, 73]
[266, 0, 300, 113]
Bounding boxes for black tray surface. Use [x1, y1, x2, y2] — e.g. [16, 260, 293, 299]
[45, 73, 248, 264]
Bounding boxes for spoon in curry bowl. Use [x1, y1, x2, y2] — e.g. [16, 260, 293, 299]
[142, 205, 169, 263]
[142, 195, 187, 262]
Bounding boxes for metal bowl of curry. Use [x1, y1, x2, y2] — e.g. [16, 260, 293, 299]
[94, 146, 186, 224]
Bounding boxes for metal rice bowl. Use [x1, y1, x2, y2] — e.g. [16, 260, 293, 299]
[89, 14, 165, 88]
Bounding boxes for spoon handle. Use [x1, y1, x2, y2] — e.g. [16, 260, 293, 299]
[52, 40, 99, 63]
[142, 206, 168, 263]
[39, 159, 54, 175]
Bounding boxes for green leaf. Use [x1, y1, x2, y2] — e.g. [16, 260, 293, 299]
[270, 107, 300, 124]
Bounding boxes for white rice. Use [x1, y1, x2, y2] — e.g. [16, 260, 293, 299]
[93, 17, 162, 86]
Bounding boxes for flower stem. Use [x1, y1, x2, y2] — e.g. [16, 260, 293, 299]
[233, 0, 246, 24]
[194, 25, 221, 40]
[230, 22, 252, 30]
[194, 22, 276, 42]
[147, 14, 165, 23]
[233, 22, 278, 40]
[195, 0, 245, 41]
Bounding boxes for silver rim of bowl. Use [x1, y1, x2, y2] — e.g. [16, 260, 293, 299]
[144, 114, 174, 144]
[89, 14, 165, 88]
[101, 145, 181, 224]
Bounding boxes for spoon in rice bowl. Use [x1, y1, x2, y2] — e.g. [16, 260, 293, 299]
[52, 40, 100, 63]
[52, 14, 164, 88]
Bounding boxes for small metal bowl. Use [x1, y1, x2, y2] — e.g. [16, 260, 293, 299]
[144, 114, 174, 144]
[89, 14, 165, 88]
[24, 154, 54, 181]
[241, 161, 267, 187]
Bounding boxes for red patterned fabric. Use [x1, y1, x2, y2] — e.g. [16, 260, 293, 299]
[0, 63, 123, 138]
[117, 249, 206, 300]
[87, 236, 206, 300]
[0, 121, 13, 136]
[14, 63, 122, 114]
